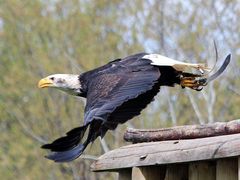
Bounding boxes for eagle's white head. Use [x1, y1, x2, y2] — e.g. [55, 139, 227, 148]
[38, 74, 82, 96]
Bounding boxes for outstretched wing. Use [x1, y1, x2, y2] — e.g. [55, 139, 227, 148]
[83, 57, 161, 136]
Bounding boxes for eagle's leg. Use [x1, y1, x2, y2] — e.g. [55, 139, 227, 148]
[180, 76, 207, 91]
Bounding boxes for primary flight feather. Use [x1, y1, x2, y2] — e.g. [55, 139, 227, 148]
[38, 52, 230, 162]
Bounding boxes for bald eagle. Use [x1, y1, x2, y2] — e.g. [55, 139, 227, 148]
[38, 53, 230, 162]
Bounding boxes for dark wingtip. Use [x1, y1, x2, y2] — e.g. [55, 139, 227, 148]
[43, 144, 86, 163]
[222, 54, 231, 69]
[226, 54, 231, 62]
[41, 143, 52, 149]
[206, 53, 231, 83]
[41, 124, 89, 152]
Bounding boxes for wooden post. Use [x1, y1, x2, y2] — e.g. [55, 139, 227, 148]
[238, 157, 240, 180]
[118, 168, 132, 180]
[189, 161, 216, 180]
[216, 158, 238, 180]
[139, 166, 166, 180]
[165, 164, 188, 180]
[132, 167, 145, 180]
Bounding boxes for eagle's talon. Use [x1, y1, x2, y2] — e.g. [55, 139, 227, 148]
[195, 87, 203, 91]
[180, 76, 207, 90]
[198, 78, 207, 86]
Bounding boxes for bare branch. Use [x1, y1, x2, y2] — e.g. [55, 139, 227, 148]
[69, 163, 80, 180]
[124, 119, 240, 143]
[99, 137, 110, 153]
[7, 110, 47, 144]
[229, 86, 240, 96]
[186, 90, 205, 124]
[80, 154, 98, 161]
[164, 88, 177, 126]
[207, 83, 216, 123]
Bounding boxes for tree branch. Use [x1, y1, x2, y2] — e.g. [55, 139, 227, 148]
[124, 119, 240, 143]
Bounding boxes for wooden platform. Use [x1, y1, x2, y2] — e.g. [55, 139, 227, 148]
[91, 133, 240, 180]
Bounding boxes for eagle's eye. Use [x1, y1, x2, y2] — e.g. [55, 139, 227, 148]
[50, 77, 55, 81]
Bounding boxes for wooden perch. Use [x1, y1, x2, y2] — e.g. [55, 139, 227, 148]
[124, 119, 240, 143]
[91, 133, 240, 172]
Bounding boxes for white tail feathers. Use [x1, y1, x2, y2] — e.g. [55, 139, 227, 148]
[143, 54, 211, 73]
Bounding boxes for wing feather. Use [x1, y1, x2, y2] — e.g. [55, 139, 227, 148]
[84, 58, 160, 127]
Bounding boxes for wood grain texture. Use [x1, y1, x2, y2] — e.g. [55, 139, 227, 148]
[118, 169, 132, 180]
[189, 161, 216, 180]
[124, 119, 240, 143]
[91, 133, 240, 172]
[165, 164, 188, 180]
[139, 166, 166, 180]
[216, 158, 237, 180]
[238, 157, 240, 180]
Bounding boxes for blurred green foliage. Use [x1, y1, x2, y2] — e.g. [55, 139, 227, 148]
[0, 0, 239, 179]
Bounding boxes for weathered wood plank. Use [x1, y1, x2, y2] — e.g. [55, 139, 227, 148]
[118, 169, 132, 180]
[91, 134, 240, 172]
[189, 161, 215, 180]
[124, 119, 240, 143]
[165, 164, 188, 180]
[216, 158, 237, 180]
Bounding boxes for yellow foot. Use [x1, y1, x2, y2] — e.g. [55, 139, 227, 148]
[180, 76, 207, 91]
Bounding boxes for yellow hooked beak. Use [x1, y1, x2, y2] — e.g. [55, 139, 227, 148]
[38, 78, 53, 88]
